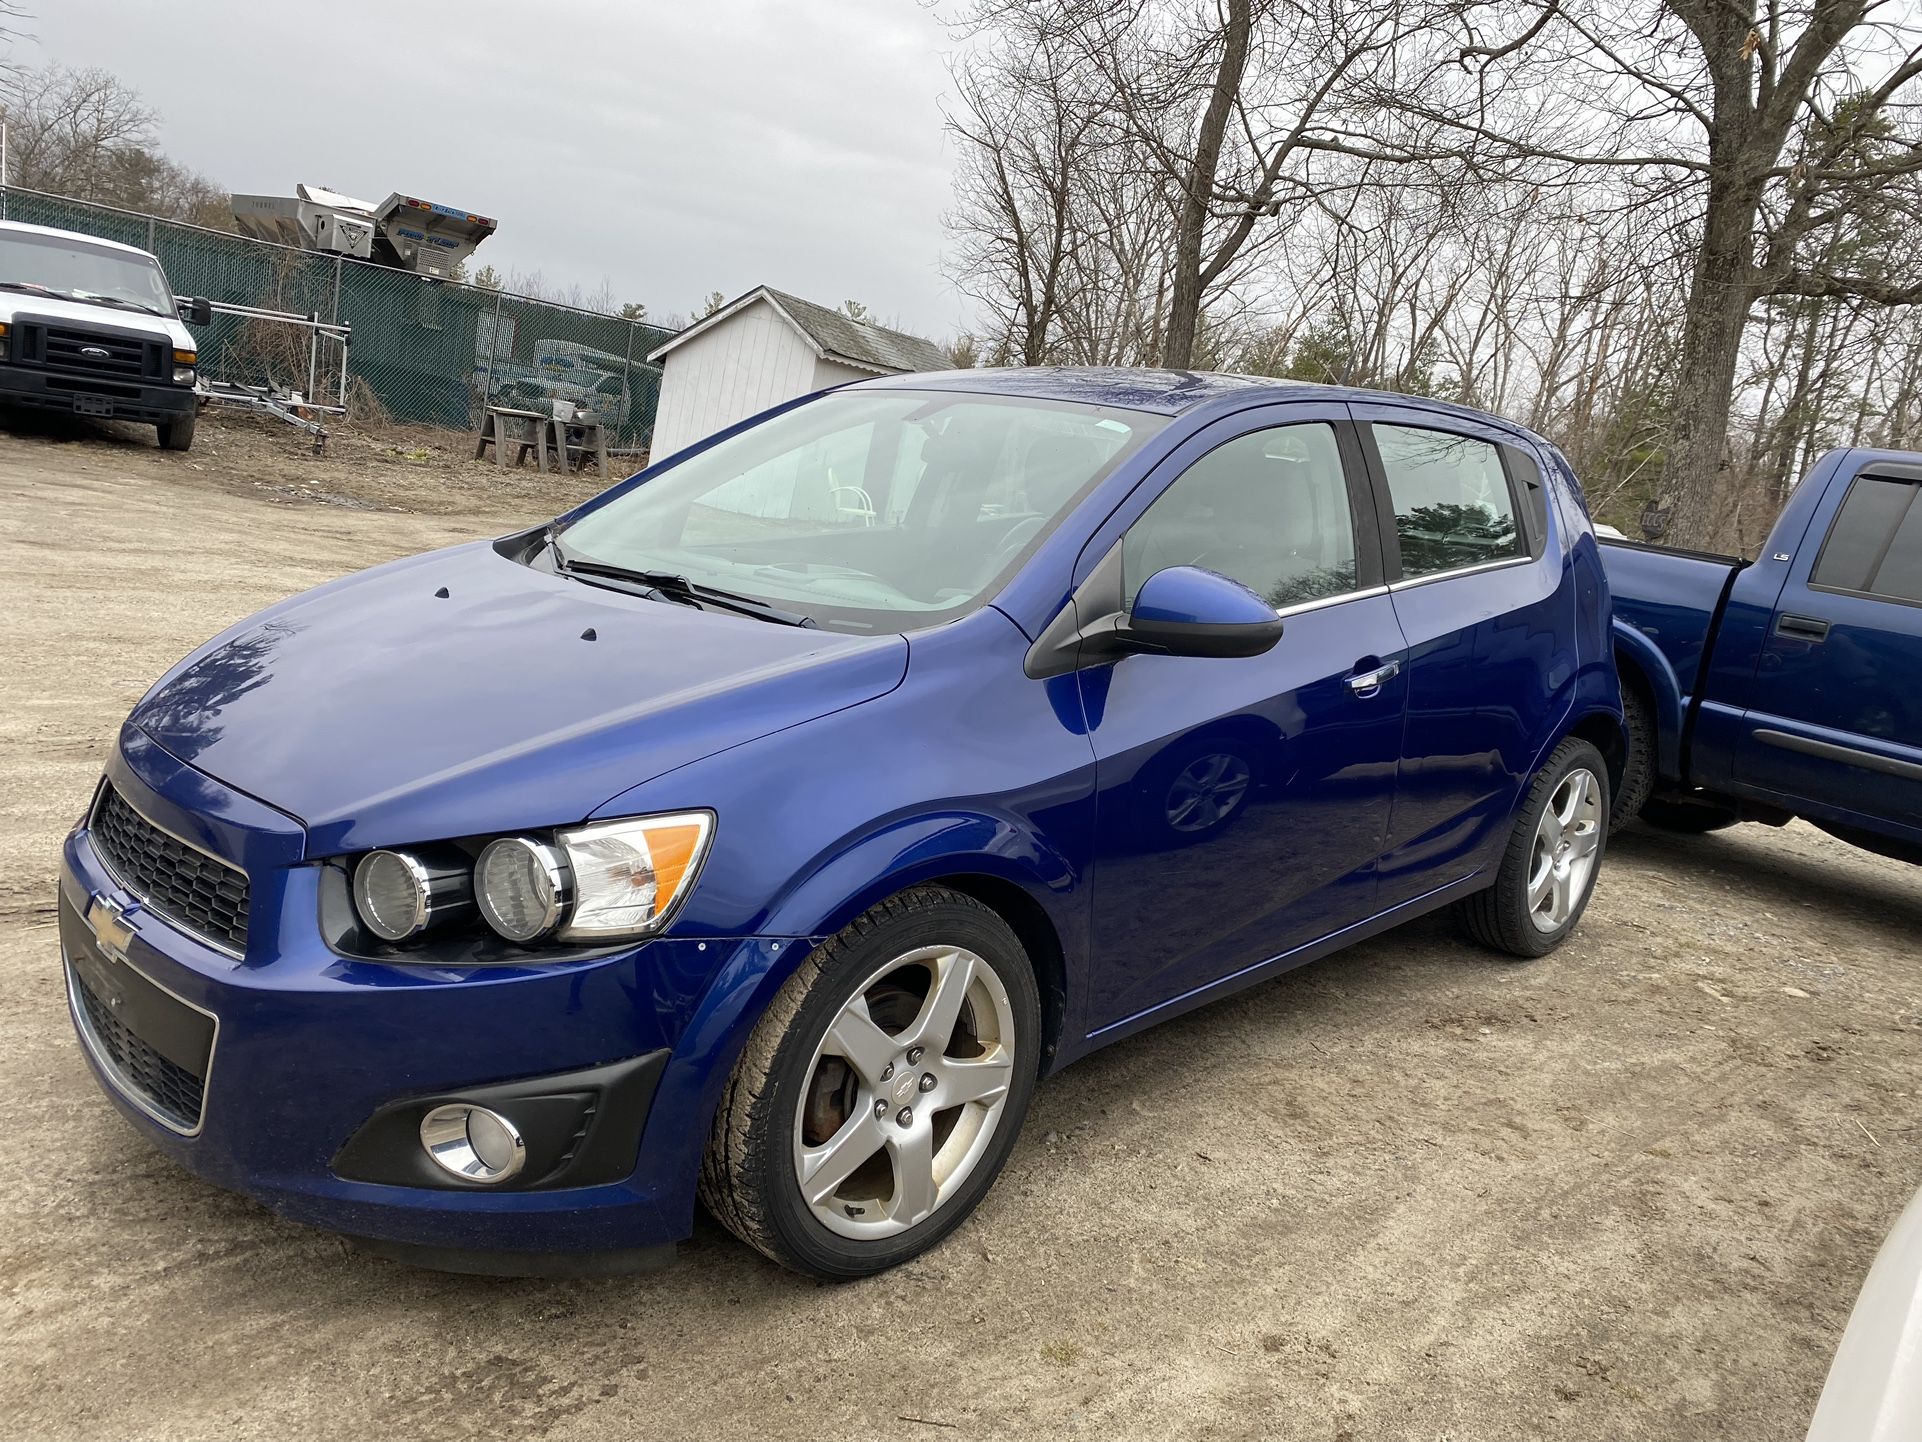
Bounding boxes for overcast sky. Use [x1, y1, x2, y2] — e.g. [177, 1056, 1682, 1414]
[22, 0, 968, 338]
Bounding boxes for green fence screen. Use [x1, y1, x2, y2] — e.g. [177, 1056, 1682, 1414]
[1, 187, 673, 450]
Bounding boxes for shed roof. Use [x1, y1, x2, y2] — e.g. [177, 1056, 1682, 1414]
[647, 285, 947, 375]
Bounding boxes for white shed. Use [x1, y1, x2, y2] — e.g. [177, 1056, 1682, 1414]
[645, 286, 948, 460]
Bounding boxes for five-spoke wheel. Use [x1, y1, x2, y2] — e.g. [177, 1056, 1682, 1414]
[701, 887, 1040, 1277]
[795, 945, 1017, 1239]
[1457, 737, 1611, 958]
[1527, 766, 1602, 932]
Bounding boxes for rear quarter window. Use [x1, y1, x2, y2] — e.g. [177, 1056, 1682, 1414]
[1373, 424, 1525, 580]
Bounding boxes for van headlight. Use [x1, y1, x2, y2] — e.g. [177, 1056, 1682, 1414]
[473, 811, 713, 946]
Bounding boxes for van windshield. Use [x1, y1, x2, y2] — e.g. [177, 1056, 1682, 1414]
[555, 389, 1161, 632]
[0, 230, 174, 317]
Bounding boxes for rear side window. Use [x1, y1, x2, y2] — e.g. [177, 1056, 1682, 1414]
[1812, 475, 1922, 602]
[1373, 424, 1524, 580]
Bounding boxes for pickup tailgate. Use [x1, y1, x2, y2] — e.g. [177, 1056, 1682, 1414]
[1599, 539, 1742, 700]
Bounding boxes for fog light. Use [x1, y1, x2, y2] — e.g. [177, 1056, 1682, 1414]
[418, 1103, 525, 1183]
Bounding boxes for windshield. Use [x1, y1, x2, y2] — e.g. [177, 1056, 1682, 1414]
[556, 389, 1162, 632]
[0, 231, 174, 316]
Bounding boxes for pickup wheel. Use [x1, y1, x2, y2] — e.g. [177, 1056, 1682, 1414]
[699, 886, 1040, 1278]
[1638, 797, 1739, 833]
[1457, 737, 1610, 959]
[1613, 679, 1657, 832]
[158, 412, 196, 452]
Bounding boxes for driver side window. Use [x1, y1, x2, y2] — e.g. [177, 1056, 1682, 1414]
[1121, 423, 1361, 609]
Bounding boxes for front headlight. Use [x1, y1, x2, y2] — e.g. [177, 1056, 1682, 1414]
[347, 811, 713, 953]
[352, 848, 474, 941]
[475, 836, 572, 943]
[469, 811, 713, 947]
[553, 812, 713, 941]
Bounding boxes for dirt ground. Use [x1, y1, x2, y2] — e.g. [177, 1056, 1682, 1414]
[1, 409, 1918, 1442]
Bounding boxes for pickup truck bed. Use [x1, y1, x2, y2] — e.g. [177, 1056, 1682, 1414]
[1603, 448, 1922, 863]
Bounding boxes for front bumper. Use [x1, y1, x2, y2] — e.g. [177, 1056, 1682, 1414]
[59, 728, 796, 1265]
[0, 361, 195, 424]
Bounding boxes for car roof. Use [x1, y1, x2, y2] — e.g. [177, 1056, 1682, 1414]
[0, 218, 158, 260]
[855, 366, 1533, 436]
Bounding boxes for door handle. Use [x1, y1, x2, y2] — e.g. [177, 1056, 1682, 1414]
[1775, 613, 1831, 642]
[1345, 658, 1402, 697]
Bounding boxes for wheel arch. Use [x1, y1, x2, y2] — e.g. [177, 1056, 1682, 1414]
[761, 815, 1080, 1073]
[1567, 708, 1627, 797]
[924, 871, 1069, 1071]
[1612, 618, 1685, 780]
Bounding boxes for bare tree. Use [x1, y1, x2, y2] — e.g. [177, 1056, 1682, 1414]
[946, 11, 1102, 364]
[1, 64, 228, 225]
[1399, 2, 1922, 549]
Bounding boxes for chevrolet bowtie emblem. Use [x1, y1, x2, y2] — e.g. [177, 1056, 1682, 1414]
[85, 894, 136, 965]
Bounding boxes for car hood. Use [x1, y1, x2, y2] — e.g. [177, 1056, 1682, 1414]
[130, 541, 908, 853]
[0, 292, 195, 349]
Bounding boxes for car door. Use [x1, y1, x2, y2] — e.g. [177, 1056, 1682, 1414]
[1349, 404, 1578, 911]
[1735, 458, 1922, 832]
[1079, 406, 1410, 1034]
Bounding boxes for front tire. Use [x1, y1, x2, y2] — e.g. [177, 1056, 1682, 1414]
[158, 412, 196, 452]
[699, 886, 1041, 1278]
[1457, 738, 1609, 959]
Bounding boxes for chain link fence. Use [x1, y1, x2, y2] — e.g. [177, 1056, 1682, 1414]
[0, 187, 673, 451]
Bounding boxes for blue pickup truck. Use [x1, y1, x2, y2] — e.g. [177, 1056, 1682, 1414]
[1606, 447, 1922, 862]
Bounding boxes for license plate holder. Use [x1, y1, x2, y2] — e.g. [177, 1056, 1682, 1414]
[72, 394, 114, 417]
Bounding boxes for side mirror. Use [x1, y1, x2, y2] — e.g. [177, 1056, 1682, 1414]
[1022, 554, 1285, 679]
[179, 297, 213, 326]
[1120, 565, 1284, 660]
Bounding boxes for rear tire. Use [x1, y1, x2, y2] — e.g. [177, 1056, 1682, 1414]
[1613, 678, 1657, 832]
[1639, 797, 1739, 833]
[1457, 737, 1610, 959]
[699, 886, 1041, 1278]
[158, 412, 196, 452]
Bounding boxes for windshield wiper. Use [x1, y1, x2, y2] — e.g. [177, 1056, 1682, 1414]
[0, 281, 163, 316]
[72, 293, 166, 317]
[546, 533, 815, 627]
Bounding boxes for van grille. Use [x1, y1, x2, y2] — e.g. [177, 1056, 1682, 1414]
[44, 326, 153, 379]
[15, 323, 162, 384]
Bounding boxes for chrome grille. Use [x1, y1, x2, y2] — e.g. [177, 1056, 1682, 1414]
[90, 784, 250, 954]
[42, 326, 154, 380]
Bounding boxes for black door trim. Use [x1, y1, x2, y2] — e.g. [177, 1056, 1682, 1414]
[1752, 728, 1922, 782]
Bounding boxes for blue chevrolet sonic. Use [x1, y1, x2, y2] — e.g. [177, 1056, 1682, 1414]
[61, 368, 1622, 1277]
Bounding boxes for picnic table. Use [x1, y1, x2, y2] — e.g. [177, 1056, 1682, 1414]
[475, 403, 611, 479]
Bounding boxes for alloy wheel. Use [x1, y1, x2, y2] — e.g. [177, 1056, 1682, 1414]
[792, 945, 1017, 1240]
[1527, 766, 1602, 932]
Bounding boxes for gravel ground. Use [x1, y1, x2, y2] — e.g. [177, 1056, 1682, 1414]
[1, 410, 1918, 1442]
